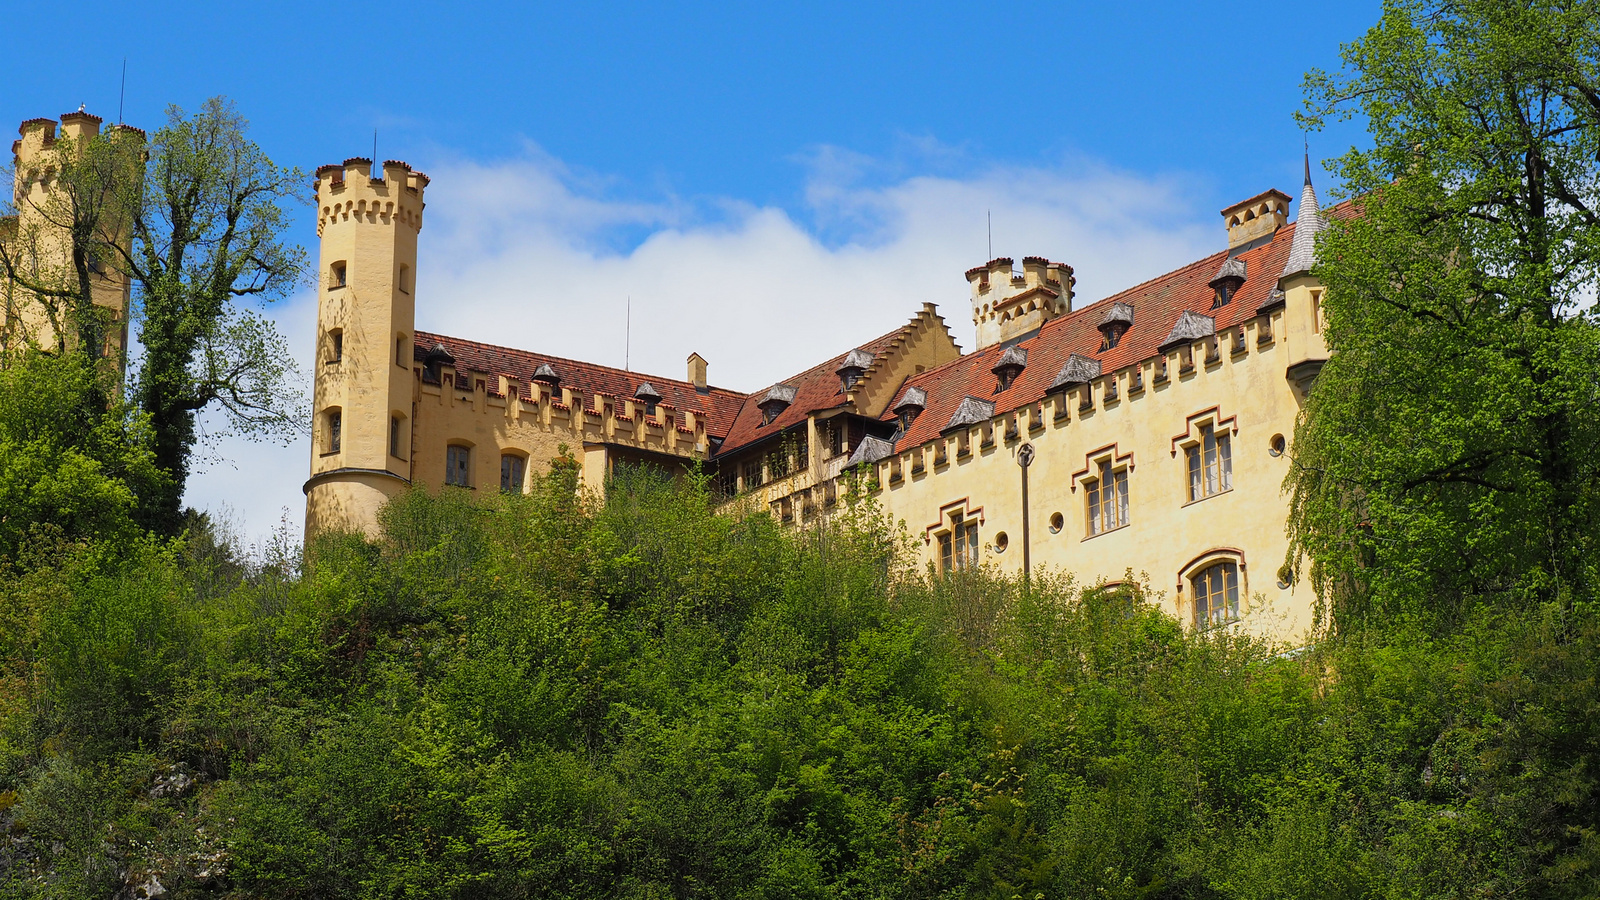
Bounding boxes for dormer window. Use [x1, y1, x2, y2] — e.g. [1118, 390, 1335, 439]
[991, 346, 1027, 393]
[634, 382, 662, 418]
[1096, 302, 1134, 352]
[893, 386, 927, 433]
[758, 384, 796, 426]
[1209, 257, 1246, 309]
[423, 342, 454, 384]
[836, 348, 874, 393]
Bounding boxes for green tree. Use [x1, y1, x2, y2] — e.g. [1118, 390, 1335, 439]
[0, 119, 142, 366]
[1290, 0, 1600, 630]
[123, 98, 307, 535]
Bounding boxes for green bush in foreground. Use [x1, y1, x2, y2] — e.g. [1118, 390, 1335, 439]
[1, 464, 1596, 898]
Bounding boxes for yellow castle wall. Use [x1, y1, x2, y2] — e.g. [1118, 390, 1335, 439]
[858, 287, 1326, 641]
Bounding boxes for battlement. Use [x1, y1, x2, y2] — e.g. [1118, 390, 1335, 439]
[315, 157, 429, 236]
[11, 110, 143, 170]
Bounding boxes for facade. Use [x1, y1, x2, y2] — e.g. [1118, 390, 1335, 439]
[1, 111, 141, 364]
[304, 152, 1332, 638]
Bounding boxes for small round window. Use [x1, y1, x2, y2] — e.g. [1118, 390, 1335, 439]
[1268, 434, 1287, 457]
[993, 532, 1009, 553]
[1048, 512, 1064, 534]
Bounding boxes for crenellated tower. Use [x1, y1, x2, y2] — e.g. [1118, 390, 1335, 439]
[303, 157, 429, 537]
[3, 110, 143, 365]
[966, 256, 1074, 351]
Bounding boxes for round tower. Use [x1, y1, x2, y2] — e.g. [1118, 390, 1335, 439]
[303, 157, 428, 538]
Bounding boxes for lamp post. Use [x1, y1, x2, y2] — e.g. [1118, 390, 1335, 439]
[1017, 441, 1035, 587]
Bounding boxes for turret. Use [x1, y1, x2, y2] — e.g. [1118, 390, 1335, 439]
[304, 156, 429, 537]
[4, 110, 143, 365]
[966, 255, 1074, 350]
[1277, 155, 1329, 395]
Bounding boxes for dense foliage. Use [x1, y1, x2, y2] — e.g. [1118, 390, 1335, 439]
[1291, 0, 1600, 629]
[0, 458, 1596, 898]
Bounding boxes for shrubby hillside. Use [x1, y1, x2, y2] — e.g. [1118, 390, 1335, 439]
[0, 380, 1597, 897]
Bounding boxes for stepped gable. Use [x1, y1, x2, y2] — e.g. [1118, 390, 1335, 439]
[413, 330, 748, 438]
[881, 200, 1353, 452]
[715, 323, 913, 456]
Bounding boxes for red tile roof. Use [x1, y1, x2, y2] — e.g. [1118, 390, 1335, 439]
[715, 324, 913, 457]
[414, 330, 749, 438]
[884, 205, 1350, 451]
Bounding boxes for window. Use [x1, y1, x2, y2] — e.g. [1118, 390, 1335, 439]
[938, 512, 980, 573]
[326, 410, 342, 454]
[742, 458, 763, 490]
[446, 445, 471, 487]
[644, 401, 657, 418]
[396, 334, 408, 367]
[794, 430, 809, 471]
[828, 421, 845, 458]
[501, 454, 526, 493]
[389, 415, 405, 459]
[330, 261, 347, 289]
[1186, 424, 1232, 502]
[398, 264, 412, 294]
[1311, 289, 1324, 333]
[1192, 561, 1240, 628]
[1086, 460, 1129, 535]
[328, 329, 343, 365]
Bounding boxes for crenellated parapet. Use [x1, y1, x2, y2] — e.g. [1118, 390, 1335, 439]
[314, 158, 429, 236]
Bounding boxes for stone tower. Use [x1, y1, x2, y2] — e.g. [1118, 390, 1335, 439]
[303, 157, 429, 536]
[965, 256, 1074, 351]
[4, 111, 143, 364]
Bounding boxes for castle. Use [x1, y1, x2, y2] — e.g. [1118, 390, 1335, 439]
[304, 153, 1333, 637]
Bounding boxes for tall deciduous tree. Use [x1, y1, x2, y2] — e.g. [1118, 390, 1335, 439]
[124, 99, 307, 534]
[1290, 0, 1600, 631]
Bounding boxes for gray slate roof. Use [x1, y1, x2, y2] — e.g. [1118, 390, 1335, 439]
[992, 345, 1028, 373]
[944, 396, 997, 431]
[1161, 310, 1216, 348]
[1050, 353, 1103, 390]
[893, 385, 928, 411]
[837, 348, 875, 372]
[1210, 256, 1247, 285]
[532, 363, 559, 381]
[1281, 157, 1325, 278]
[759, 384, 798, 407]
[634, 382, 662, 401]
[846, 434, 896, 468]
[1097, 301, 1135, 329]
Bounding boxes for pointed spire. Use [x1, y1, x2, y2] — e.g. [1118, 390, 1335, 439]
[1281, 149, 1325, 279]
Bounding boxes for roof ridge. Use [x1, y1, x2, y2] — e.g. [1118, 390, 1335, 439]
[414, 329, 746, 397]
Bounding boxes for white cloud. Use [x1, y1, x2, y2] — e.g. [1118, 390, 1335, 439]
[183, 143, 1220, 548]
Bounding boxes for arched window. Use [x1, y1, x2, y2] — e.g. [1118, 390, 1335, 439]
[445, 444, 472, 487]
[500, 453, 527, 493]
[330, 260, 347, 289]
[1191, 560, 1240, 628]
[324, 408, 342, 455]
[327, 328, 343, 365]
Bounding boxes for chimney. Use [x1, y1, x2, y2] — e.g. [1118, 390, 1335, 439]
[1220, 189, 1291, 251]
[687, 352, 708, 393]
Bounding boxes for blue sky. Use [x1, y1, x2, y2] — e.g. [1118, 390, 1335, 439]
[2, 1, 1381, 545]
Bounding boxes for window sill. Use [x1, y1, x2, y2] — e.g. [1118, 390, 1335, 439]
[1082, 523, 1130, 542]
[1181, 487, 1233, 508]
[319, 450, 340, 458]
